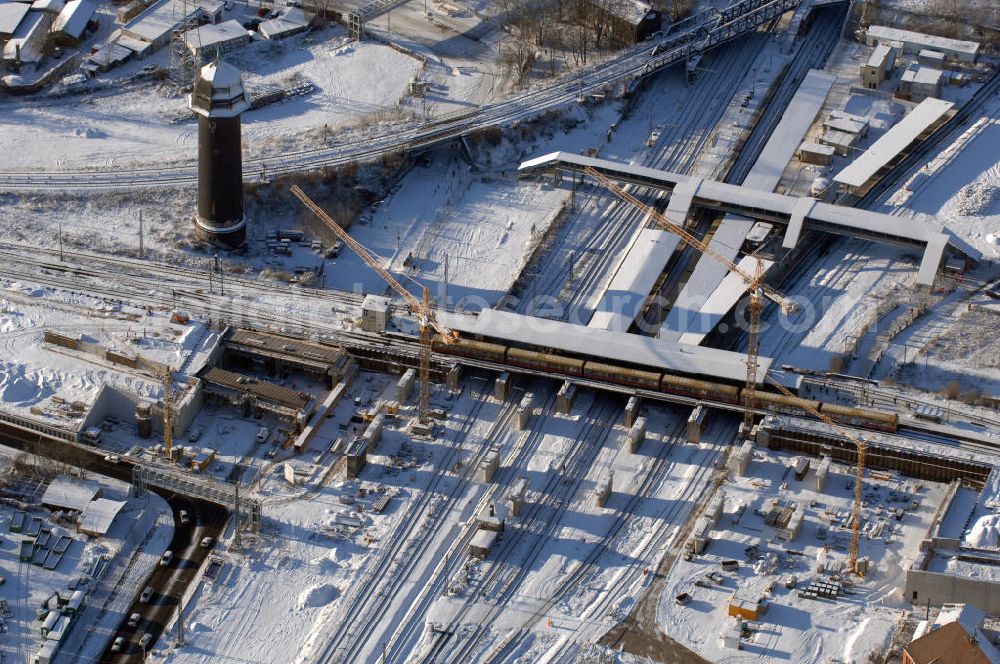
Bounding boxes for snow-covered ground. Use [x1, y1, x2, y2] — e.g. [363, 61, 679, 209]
[0, 455, 172, 664]
[656, 444, 948, 662]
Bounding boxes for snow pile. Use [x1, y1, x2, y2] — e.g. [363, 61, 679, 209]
[965, 514, 1000, 549]
[296, 583, 340, 610]
[943, 178, 1000, 217]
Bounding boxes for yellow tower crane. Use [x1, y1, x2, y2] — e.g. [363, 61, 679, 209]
[291, 185, 458, 424]
[584, 167, 866, 574]
[581, 167, 797, 432]
[767, 378, 867, 574]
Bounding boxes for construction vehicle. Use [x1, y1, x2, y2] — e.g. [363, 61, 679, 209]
[585, 167, 866, 575]
[291, 185, 458, 424]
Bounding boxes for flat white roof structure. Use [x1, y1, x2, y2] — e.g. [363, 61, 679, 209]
[865, 25, 979, 62]
[865, 42, 893, 69]
[833, 97, 953, 191]
[678, 256, 774, 346]
[660, 70, 834, 343]
[659, 216, 754, 342]
[78, 498, 126, 536]
[799, 142, 835, 157]
[122, 0, 223, 47]
[744, 69, 836, 191]
[437, 308, 770, 383]
[41, 475, 101, 511]
[183, 19, 250, 56]
[52, 0, 95, 40]
[520, 151, 980, 288]
[823, 117, 866, 135]
[0, 1, 30, 36]
[588, 229, 680, 332]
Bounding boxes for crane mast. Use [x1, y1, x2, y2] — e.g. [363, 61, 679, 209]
[291, 185, 456, 424]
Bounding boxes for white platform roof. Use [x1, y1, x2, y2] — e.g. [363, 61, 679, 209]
[659, 216, 753, 342]
[678, 256, 774, 346]
[834, 97, 953, 189]
[0, 1, 30, 35]
[78, 498, 126, 536]
[437, 308, 769, 383]
[745, 69, 835, 191]
[588, 229, 679, 332]
[42, 475, 101, 511]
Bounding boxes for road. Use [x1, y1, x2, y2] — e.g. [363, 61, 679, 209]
[0, 422, 228, 662]
[0, 0, 801, 192]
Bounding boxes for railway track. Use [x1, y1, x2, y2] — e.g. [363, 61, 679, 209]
[312, 385, 523, 663]
[0, 0, 802, 192]
[486, 418, 733, 663]
[423, 396, 619, 663]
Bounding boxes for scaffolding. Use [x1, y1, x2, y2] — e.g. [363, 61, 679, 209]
[131, 463, 262, 535]
[167, 0, 202, 84]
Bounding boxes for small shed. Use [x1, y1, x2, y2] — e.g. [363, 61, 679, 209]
[361, 295, 391, 333]
[727, 589, 763, 621]
[469, 529, 497, 558]
[52, 0, 96, 44]
[258, 7, 312, 39]
[41, 476, 102, 512]
[799, 141, 835, 166]
[78, 498, 126, 537]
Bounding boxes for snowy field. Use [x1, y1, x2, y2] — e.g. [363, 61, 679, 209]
[656, 445, 948, 662]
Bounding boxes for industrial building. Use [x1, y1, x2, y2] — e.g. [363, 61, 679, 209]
[77, 498, 126, 537]
[898, 67, 945, 102]
[860, 43, 896, 89]
[864, 25, 979, 63]
[183, 19, 251, 58]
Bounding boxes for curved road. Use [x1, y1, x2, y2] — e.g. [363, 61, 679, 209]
[0, 423, 228, 662]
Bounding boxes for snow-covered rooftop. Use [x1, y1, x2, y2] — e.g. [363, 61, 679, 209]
[77, 497, 126, 536]
[51, 0, 94, 39]
[866, 25, 979, 59]
[588, 229, 679, 332]
[41, 476, 101, 511]
[833, 97, 954, 189]
[0, 2, 29, 36]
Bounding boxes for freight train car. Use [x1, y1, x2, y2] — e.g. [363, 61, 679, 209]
[433, 337, 507, 364]
[506, 347, 585, 376]
[819, 403, 898, 432]
[742, 389, 821, 416]
[583, 361, 661, 391]
[662, 373, 741, 404]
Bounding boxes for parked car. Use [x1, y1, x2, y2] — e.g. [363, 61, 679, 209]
[139, 632, 152, 650]
[103, 454, 120, 464]
[200, 536, 214, 549]
[188, 426, 203, 442]
[111, 636, 125, 652]
[256, 427, 270, 444]
[140, 586, 154, 603]
[128, 613, 141, 627]
[179, 510, 190, 525]
[160, 551, 173, 566]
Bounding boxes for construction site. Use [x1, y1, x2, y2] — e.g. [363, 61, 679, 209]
[0, 0, 998, 661]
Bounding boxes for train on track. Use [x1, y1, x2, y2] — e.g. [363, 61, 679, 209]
[433, 336, 898, 433]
